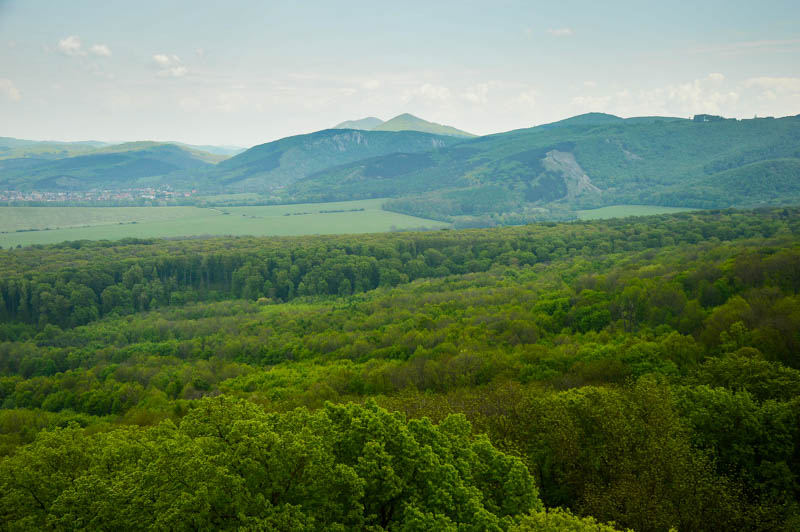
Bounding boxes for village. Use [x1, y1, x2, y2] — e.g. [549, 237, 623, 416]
[0, 187, 195, 204]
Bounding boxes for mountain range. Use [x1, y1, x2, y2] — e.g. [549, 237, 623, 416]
[289, 112, 800, 223]
[0, 115, 471, 192]
[2, 112, 799, 224]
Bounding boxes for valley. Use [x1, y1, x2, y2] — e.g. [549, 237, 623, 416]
[3, 112, 798, 244]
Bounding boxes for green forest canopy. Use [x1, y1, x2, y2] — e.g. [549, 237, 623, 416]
[1, 207, 799, 530]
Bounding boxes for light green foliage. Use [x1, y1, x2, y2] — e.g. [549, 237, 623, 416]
[689, 349, 800, 401]
[0, 397, 540, 530]
[511, 508, 629, 531]
[0, 208, 799, 530]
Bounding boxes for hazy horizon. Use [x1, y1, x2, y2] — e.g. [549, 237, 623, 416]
[1, 0, 799, 146]
[4, 109, 800, 151]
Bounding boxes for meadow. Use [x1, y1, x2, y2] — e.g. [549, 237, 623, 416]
[576, 204, 698, 220]
[0, 199, 448, 247]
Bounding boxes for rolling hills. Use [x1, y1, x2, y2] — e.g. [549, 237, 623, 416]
[0, 128, 466, 195]
[0, 142, 217, 191]
[0, 137, 110, 160]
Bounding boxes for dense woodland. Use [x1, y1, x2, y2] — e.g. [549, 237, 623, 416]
[2, 208, 800, 530]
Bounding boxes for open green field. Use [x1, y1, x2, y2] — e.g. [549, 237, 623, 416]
[0, 206, 203, 232]
[576, 204, 698, 220]
[194, 192, 264, 203]
[0, 199, 448, 247]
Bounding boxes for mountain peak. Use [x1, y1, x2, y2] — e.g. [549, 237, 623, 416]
[332, 113, 475, 138]
[333, 117, 384, 131]
[373, 114, 476, 138]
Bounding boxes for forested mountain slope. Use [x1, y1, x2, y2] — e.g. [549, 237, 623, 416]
[203, 128, 465, 192]
[288, 114, 800, 223]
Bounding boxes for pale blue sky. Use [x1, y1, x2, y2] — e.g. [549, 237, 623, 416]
[1, 0, 798, 146]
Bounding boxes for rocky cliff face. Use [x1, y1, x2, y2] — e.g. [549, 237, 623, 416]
[543, 150, 601, 200]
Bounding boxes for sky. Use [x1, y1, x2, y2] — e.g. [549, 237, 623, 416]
[1, 0, 799, 147]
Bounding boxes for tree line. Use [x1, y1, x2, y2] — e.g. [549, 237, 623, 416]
[0, 208, 794, 331]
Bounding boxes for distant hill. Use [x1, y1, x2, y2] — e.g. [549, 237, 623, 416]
[285, 113, 800, 223]
[332, 113, 476, 137]
[203, 128, 465, 192]
[0, 143, 217, 191]
[0, 137, 110, 160]
[172, 142, 246, 157]
[534, 112, 626, 130]
[333, 117, 384, 130]
[372, 113, 476, 138]
[0, 136, 242, 162]
[89, 141, 227, 164]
